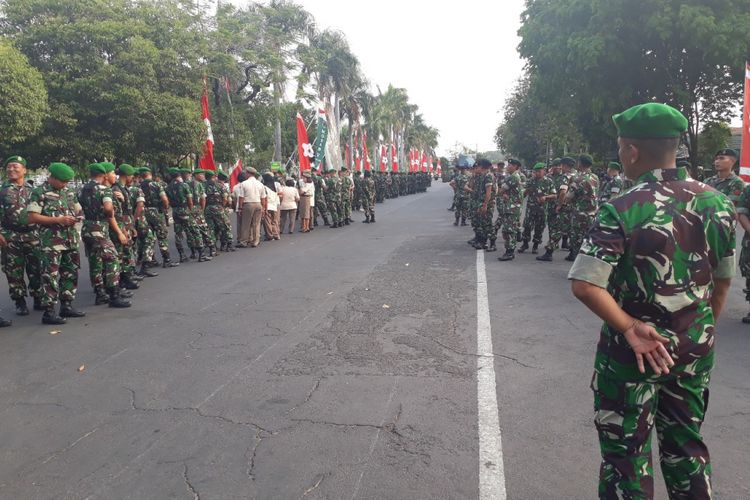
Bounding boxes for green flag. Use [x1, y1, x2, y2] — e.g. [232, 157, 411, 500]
[313, 108, 327, 171]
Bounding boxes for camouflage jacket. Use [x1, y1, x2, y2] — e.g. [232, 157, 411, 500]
[341, 175, 353, 199]
[165, 179, 192, 208]
[704, 173, 745, 205]
[204, 179, 226, 206]
[141, 179, 166, 209]
[27, 181, 81, 250]
[452, 173, 469, 199]
[599, 175, 625, 204]
[524, 176, 556, 209]
[498, 171, 523, 213]
[111, 182, 134, 221]
[363, 177, 375, 198]
[0, 181, 37, 242]
[569, 170, 599, 215]
[569, 167, 736, 382]
[78, 180, 113, 235]
[324, 177, 340, 202]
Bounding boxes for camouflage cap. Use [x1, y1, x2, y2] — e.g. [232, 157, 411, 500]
[4, 155, 27, 167]
[48, 162, 75, 182]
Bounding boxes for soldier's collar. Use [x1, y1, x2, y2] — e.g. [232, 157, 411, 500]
[636, 166, 688, 184]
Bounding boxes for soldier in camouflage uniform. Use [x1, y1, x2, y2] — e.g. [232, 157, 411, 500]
[570, 102, 735, 500]
[353, 171, 363, 212]
[536, 158, 573, 261]
[564, 154, 599, 261]
[78, 163, 131, 307]
[340, 166, 354, 224]
[0, 155, 42, 317]
[471, 159, 497, 250]
[26, 163, 86, 324]
[131, 168, 158, 279]
[110, 164, 141, 290]
[324, 169, 343, 228]
[166, 168, 198, 261]
[141, 167, 178, 268]
[312, 172, 329, 227]
[519, 162, 556, 254]
[190, 169, 215, 258]
[704, 148, 744, 205]
[361, 170, 376, 223]
[598, 161, 626, 204]
[204, 170, 234, 252]
[496, 159, 524, 261]
[449, 165, 469, 226]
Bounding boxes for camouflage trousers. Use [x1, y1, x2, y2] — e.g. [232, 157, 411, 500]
[144, 208, 169, 261]
[570, 212, 595, 255]
[173, 208, 203, 253]
[39, 247, 79, 308]
[205, 205, 232, 246]
[495, 210, 521, 252]
[474, 203, 495, 244]
[314, 197, 328, 223]
[361, 194, 375, 219]
[193, 208, 215, 248]
[135, 217, 153, 265]
[342, 196, 352, 221]
[1, 237, 42, 301]
[111, 222, 136, 276]
[739, 235, 750, 302]
[454, 196, 468, 223]
[545, 207, 570, 251]
[592, 371, 712, 499]
[326, 198, 341, 224]
[521, 205, 546, 245]
[82, 225, 120, 290]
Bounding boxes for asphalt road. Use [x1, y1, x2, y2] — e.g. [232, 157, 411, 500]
[0, 182, 747, 499]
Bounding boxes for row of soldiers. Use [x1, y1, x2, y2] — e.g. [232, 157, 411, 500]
[450, 155, 629, 261]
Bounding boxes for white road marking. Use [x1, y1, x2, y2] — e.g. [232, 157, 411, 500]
[476, 251, 507, 500]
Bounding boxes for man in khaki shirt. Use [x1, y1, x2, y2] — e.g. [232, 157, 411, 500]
[236, 167, 267, 247]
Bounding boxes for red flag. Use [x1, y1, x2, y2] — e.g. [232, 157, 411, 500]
[296, 113, 313, 172]
[379, 144, 387, 172]
[198, 82, 217, 171]
[354, 130, 361, 171]
[345, 142, 351, 170]
[363, 131, 371, 171]
[391, 144, 399, 173]
[408, 149, 414, 173]
[229, 159, 243, 190]
[428, 155, 433, 174]
[741, 62, 750, 182]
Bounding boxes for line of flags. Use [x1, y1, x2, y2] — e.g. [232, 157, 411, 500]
[740, 61, 750, 182]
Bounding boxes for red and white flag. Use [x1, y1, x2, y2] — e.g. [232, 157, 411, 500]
[428, 155, 433, 174]
[363, 131, 371, 171]
[229, 158, 243, 190]
[198, 81, 217, 171]
[741, 62, 750, 182]
[354, 130, 361, 171]
[296, 113, 313, 172]
[380, 144, 387, 172]
[391, 144, 399, 173]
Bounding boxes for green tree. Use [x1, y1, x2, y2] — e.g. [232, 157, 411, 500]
[0, 39, 48, 148]
[697, 121, 732, 168]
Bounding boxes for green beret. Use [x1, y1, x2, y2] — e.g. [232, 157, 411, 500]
[168, 167, 181, 175]
[48, 162, 75, 182]
[100, 162, 116, 173]
[578, 154, 593, 166]
[715, 148, 738, 158]
[560, 157, 575, 166]
[117, 164, 136, 175]
[5, 155, 27, 167]
[532, 162, 546, 170]
[612, 102, 688, 139]
[204, 169, 216, 177]
[608, 161, 622, 171]
[88, 163, 106, 174]
[138, 166, 151, 174]
[552, 158, 562, 166]
[179, 167, 192, 174]
[217, 171, 228, 180]
[193, 168, 205, 175]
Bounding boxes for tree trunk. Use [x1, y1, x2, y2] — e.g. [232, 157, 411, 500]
[324, 96, 342, 170]
[273, 81, 282, 162]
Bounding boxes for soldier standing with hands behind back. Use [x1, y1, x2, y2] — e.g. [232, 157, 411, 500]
[570, 103, 735, 499]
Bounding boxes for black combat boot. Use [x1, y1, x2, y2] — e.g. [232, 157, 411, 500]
[564, 250, 577, 262]
[313, 219, 319, 227]
[344, 219, 350, 225]
[42, 308, 66, 325]
[363, 216, 370, 223]
[208, 245, 217, 257]
[163, 256, 180, 268]
[536, 249, 554, 262]
[33, 296, 44, 311]
[370, 215, 375, 223]
[120, 274, 140, 290]
[178, 251, 189, 263]
[473, 239, 486, 250]
[561, 236, 569, 250]
[460, 219, 467, 226]
[742, 311, 750, 324]
[120, 289, 134, 298]
[226, 241, 236, 252]
[467, 238, 476, 246]
[330, 222, 338, 228]
[531, 243, 539, 254]
[497, 250, 515, 261]
[0, 316, 11, 327]
[189, 248, 197, 259]
[453, 218, 459, 226]
[198, 248, 212, 262]
[486, 240, 497, 252]
[138, 265, 159, 278]
[108, 287, 132, 308]
[94, 287, 109, 305]
[323, 216, 330, 226]
[518, 241, 529, 253]
[15, 299, 29, 316]
[60, 301, 86, 318]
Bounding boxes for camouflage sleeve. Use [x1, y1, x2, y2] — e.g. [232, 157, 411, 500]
[26, 187, 43, 214]
[101, 186, 113, 204]
[728, 178, 745, 204]
[708, 196, 737, 279]
[135, 187, 145, 204]
[736, 185, 750, 216]
[567, 203, 623, 288]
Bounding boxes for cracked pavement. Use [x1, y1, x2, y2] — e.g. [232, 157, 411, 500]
[0, 182, 748, 499]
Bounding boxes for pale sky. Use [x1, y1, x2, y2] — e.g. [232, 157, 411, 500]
[295, 0, 527, 156]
